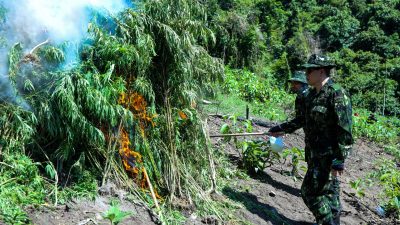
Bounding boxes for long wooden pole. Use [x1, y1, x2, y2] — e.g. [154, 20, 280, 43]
[209, 132, 266, 138]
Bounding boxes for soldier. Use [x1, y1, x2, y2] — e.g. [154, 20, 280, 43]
[270, 70, 309, 136]
[289, 70, 308, 94]
[269, 54, 353, 225]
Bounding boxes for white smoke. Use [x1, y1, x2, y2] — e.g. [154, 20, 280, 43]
[2, 0, 128, 65]
[3, 0, 126, 45]
[0, 0, 129, 109]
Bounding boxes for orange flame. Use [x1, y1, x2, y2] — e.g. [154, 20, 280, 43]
[117, 92, 161, 199]
[178, 110, 187, 120]
[118, 92, 155, 135]
[119, 129, 142, 177]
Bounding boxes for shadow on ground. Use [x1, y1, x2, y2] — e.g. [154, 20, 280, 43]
[222, 145, 303, 199]
[222, 187, 314, 225]
[250, 171, 303, 198]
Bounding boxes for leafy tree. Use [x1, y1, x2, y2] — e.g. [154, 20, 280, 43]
[369, 0, 400, 35]
[218, 0, 235, 10]
[332, 49, 399, 114]
[318, 10, 360, 51]
[348, 0, 369, 22]
[208, 0, 400, 114]
[352, 25, 400, 58]
[209, 9, 267, 69]
[255, 0, 290, 56]
[386, 57, 400, 84]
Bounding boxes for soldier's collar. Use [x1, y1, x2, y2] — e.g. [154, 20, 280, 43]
[320, 78, 333, 93]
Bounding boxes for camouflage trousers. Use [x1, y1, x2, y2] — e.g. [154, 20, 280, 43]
[301, 158, 341, 225]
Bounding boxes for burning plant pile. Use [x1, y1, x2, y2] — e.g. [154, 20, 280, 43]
[0, 0, 223, 222]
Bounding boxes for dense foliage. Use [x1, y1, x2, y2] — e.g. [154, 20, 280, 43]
[222, 67, 295, 121]
[204, 0, 400, 115]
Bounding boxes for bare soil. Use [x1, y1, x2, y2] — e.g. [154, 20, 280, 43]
[23, 116, 397, 225]
[26, 195, 159, 225]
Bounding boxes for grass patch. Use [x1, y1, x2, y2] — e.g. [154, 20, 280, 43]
[0, 148, 99, 224]
[0, 153, 47, 224]
[204, 93, 251, 117]
[353, 108, 400, 145]
[57, 170, 98, 204]
[203, 67, 294, 122]
[203, 92, 292, 122]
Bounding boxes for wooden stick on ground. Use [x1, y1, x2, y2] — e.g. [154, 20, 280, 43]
[203, 118, 217, 194]
[143, 167, 160, 211]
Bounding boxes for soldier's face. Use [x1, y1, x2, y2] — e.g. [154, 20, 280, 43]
[290, 81, 302, 92]
[306, 68, 322, 86]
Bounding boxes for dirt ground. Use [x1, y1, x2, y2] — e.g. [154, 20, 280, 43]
[26, 195, 159, 225]
[208, 115, 396, 225]
[22, 116, 397, 225]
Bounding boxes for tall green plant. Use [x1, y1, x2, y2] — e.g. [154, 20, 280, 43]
[86, 0, 224, 204]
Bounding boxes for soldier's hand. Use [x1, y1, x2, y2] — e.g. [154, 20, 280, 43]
[269, 125, 283, 132]
[268, 131, 284, 137]
[268, 125, 284, 137]
[331, 159, 344, 177]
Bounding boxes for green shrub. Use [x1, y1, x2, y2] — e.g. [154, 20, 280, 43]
[0, 153, 47, 224]
[353, 108, 400, 145]
[221, 67, 294, 121]
[241, 140, 280, 173]
[370, 159, 400, 218]
[103, 201, 132, 225]
[219, 117, 280, 174]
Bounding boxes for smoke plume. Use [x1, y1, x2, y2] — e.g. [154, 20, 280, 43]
[0, 0, 129, 109]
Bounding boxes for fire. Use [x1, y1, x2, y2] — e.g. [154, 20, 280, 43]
[119, 128, 161, 200]
[117, 91, 149, 179]
[118, 91, 155, 135]
[178, 110, 187, 120]
[119, 129, 141, 176]
[117, 91, 160, 197]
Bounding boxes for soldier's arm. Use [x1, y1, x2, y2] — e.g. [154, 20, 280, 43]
[332, 89, 354, 170]
[278, 95, 305, 133]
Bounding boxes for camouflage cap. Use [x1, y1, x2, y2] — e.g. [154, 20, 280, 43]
[288, 71, 307, 84]
[301, 54, 336, 69]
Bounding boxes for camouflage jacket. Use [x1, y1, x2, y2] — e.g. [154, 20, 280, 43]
[280, 79, 353, 163]
[280, 86, 308, 134]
